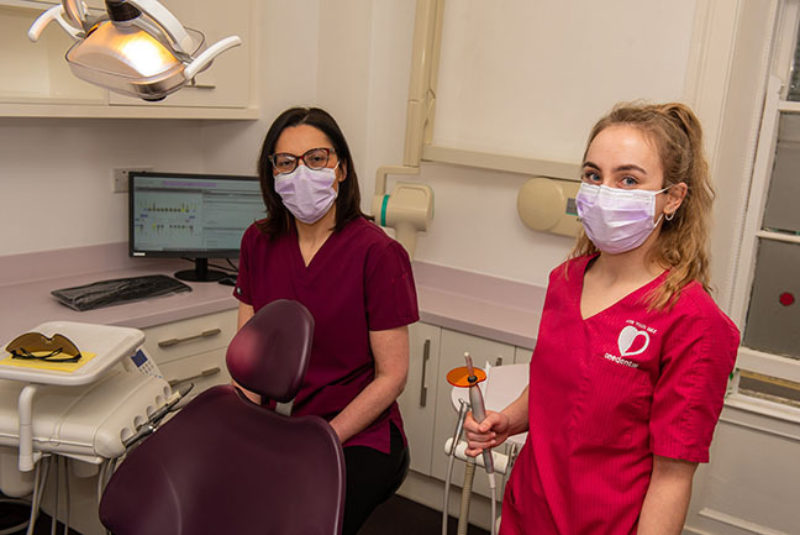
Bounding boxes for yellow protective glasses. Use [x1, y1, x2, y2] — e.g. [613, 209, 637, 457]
[5, 332, 83, 363]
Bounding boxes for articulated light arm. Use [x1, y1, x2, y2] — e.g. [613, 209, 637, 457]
[62, 0, 88, 30]
[119, 0, 196, 54]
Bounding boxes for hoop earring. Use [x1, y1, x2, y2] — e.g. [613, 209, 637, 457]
[665, 211, 675, 221]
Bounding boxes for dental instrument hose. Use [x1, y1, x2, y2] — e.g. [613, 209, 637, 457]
[457, 458, 476, 535]
[443, 399, 469, 535]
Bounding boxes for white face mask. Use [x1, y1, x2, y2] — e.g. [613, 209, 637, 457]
[274, 165, 339, 224]
[575, 183, 668, 255]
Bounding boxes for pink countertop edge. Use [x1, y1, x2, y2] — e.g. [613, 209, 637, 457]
[413, 262, 543, 350]
[0, 243, 545, 349]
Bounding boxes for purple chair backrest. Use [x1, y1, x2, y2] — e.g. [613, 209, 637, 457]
[227, 298, 315, 401]
[99, 300, 345, 535]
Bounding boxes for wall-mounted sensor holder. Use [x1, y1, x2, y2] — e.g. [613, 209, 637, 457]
[373, 182, 434, 258]
[517, 177, 581, 237]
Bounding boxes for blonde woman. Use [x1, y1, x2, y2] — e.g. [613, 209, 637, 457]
[464, 103, 739, 534]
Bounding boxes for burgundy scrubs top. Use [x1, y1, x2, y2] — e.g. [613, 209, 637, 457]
[234, 216, 419, 453]
[500, 255, 739, 534]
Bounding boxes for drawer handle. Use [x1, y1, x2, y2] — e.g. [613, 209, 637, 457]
[158, 328, 222, 348]
[420, 339, 430, 408]
[168, 366, 221, 387]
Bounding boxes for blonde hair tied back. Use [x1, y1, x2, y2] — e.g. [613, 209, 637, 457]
[570, 101, 715, 309]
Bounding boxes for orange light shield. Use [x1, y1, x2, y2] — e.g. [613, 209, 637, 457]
[446, 366, 487, 388]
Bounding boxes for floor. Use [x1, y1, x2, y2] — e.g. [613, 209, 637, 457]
[360, 495, 490, 535]
[1, 492, 489, 535]
[0, 497, 80, 535]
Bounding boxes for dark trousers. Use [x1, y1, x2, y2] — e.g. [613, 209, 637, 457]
[342, 423, 409, 535]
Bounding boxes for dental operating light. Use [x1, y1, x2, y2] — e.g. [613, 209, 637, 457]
[27, 0, 242, 101]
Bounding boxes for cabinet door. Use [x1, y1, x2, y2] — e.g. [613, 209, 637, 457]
[397, 322, 441, 476]
[514, 345, 534, 364]
[431, 328, 515, 499]
[107, 0, 254, 109]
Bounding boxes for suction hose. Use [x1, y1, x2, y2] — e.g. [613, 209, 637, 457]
[457, 458, 476, 535]
[442, 399, 469, 535]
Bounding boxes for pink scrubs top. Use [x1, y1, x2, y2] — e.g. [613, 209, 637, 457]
[500, 255, 739, 534]
[234, 217, 419, 453]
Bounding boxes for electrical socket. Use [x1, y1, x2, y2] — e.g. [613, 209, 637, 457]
[113, 167, 152, 193]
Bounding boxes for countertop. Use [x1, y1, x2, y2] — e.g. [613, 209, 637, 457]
[0, 243, 238, 342]
[0, 243, 545, 349]
[413, 262, 543, 349]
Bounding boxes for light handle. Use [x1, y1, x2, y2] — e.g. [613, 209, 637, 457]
[465, 353, 495, 475]
[469, 382, 495, 475]
[183, 35, 242, 80]
[28, 5, 83, 42]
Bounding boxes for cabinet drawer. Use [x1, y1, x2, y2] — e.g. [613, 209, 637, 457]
[142, 309, 237, 365]
[159, 347, 231, 399]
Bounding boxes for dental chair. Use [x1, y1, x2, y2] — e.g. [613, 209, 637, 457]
[98, 299, 346, 535]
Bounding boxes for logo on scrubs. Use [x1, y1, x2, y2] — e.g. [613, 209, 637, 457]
[617, 325, 650, 357]
[603, 323, 654, 369]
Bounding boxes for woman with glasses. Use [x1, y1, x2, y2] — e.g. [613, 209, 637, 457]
[463, 102, 739, 534]
[233, 107, 418, 534]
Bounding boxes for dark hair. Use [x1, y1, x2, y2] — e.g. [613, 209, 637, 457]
[256, 107, 367, 236]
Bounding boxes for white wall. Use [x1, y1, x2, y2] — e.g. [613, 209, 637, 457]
[0, 0, 754, 298]
[0, 118, 205, 253]
[411, 163, 575, 286]
[431, 0, 696, 161]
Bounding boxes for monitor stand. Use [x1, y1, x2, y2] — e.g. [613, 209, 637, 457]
[174, 258, 227, 282]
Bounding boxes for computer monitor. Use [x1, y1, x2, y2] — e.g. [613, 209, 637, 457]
[129, 171, 264, 282]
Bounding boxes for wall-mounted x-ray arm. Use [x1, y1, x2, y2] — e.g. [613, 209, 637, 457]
[387, 0, 585, 244]
[372, 0, 441, 258]
[373, 167, 434, 259]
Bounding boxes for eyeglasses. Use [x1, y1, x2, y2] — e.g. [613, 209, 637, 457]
[269, 147, 336, 175]
[5, 332, 83, 363]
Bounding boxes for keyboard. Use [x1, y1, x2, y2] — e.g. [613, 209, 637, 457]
[51, 275, 192, 311]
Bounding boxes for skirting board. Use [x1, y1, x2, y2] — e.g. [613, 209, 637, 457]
[694, 508, 793, 535]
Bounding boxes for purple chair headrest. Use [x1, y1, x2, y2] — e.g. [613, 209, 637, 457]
[225, 300, 314, 402]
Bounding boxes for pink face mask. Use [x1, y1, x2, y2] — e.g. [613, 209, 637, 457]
[575, 183, 668, 254]
[274, 165, 338, 224]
